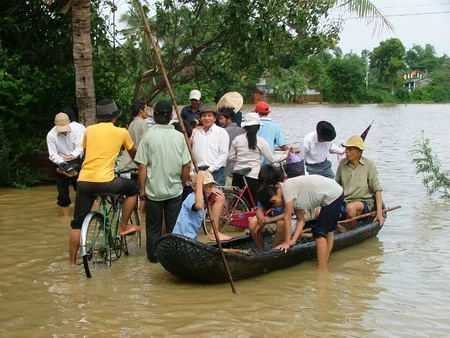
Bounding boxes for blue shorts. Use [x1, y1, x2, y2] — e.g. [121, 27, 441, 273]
[340, 201, 370, 219]
[313, 193, 344, 238]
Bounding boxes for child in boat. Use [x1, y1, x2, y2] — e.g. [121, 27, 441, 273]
[248, 165, 286, 252]
[249, 165, 311, 252]
[172, 171, 231, 241]
[258, 175, 344, 269]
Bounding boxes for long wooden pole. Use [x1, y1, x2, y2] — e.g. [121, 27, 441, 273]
[338, 205, 401, 224]
[138, 3, 237, 294]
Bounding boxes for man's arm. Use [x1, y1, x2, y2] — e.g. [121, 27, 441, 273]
[275, 200, 294, 252]
[47, 134, 65, 165]
[127, 146, 137, 161]
[137, 163, 147, 201]
[374, 190, 385, 226]
[181, 161, 191, 187]
[289, 209, 306, 245]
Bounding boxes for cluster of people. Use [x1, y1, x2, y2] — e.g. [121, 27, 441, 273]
[47, 89, 384, 270]
[251, 121, 385, 269]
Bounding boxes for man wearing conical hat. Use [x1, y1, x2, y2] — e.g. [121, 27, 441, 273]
[336, 135, 385, 231]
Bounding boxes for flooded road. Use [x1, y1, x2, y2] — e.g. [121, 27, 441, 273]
[1, 103, 449, 337]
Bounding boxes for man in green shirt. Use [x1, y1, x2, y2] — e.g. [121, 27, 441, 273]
[335, 135, 385, 231]
[135, 101, 191, 263]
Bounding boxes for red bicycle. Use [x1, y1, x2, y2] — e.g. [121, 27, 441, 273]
[202, 168, 272, 234]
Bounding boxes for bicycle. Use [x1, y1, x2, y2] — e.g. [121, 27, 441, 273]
[79, 189, 141, 278]
[202, 167, 272, 234]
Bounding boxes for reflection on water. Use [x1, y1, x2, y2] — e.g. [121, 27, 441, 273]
[1, 104, 450, 336]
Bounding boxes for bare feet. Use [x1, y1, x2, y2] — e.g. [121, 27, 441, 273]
[119, 224, 142, 236]
[208, 232, 232, 241]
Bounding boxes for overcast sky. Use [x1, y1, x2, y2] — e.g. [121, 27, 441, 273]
[333, 0, 450, 56]
[112, 0, 450, 57]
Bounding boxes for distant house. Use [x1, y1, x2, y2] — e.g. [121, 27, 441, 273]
[254, 77, 321, 104]
[402, 70, 430, 91]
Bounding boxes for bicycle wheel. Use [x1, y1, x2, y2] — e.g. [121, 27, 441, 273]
[122, 206, 142, 255]
[79, 211, 106, 278]
[202, 191, 250, 235]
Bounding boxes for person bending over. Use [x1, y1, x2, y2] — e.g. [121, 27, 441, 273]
[258, 175, 344, 269]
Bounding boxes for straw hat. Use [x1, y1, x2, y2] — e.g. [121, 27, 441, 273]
[341, 135, 365, 150]
[217, 92, 244, 112]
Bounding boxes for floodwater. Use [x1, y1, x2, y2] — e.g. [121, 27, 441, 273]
[1, 104, 449, 337]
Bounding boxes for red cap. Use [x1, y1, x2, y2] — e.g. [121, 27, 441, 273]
[253, 101, 271, 114]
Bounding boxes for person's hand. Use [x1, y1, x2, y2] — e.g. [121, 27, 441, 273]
[257, 216, 266, 227]
[139, 191, 147, 201]
[211, 187, 224, 196]
[375, 211, 385, 226]
[275, 242, 290, 253]
[63, 154, 75, 161]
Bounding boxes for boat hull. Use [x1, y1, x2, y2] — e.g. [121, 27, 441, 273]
[155, 219, 382, 283]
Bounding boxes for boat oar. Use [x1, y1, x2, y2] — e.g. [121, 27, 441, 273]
[338, 205, 401, 224]
[138, 3, 237, 294]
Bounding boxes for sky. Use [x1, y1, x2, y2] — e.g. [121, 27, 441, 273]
[333, 0, 450, 56]
[111, 0, 450, 57]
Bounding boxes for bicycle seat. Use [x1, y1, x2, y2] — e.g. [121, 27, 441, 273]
[232, 168, 252, 177]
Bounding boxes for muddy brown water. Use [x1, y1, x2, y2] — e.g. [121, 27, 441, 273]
[1, 104, 449, 337]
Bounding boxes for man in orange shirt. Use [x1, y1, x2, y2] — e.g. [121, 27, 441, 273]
[69, 99, 141, 266]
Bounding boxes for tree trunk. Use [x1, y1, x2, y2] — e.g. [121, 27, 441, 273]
[72, 0, 96, 126]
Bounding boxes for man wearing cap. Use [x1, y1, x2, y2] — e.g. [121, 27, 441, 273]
[192, 103, 231, 241]
[135, 100, 191, 263]
[300, 121, 344, 179]
[253, 101, 290, 166]
[69, 99, 141, 266]
[181, 89, 201, 123]
[46, 111, 85, 216]
[335, 135, 385, 231]
[192, 103, 230, 186]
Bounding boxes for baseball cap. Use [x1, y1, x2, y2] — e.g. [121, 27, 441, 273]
[189, 90, 201, 101]
[241, 113, 261, 127]
[55, 113, 70, 132]
[253, 101, 271, 114]
[154, 100, 173, 114]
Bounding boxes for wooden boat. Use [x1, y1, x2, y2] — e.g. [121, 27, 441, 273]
[155, 216, 385, 284]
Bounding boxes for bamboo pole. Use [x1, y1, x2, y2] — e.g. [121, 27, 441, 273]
[138, 3, 237, 294]
[338, 205, 401, 224]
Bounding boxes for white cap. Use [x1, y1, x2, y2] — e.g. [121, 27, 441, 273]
[189, 89, 201, 101]
[241, 112, 261, 127]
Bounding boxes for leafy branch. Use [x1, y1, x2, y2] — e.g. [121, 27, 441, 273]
[411, 131, 450, 198]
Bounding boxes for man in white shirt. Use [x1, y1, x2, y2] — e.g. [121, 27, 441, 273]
[192, 103, 230, 186]
[192, 103, 231, 241]
[301, 121, 344, 179]
[46, 111, 85, 216]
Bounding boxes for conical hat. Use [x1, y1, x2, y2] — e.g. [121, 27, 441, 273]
[217, 92, 243, 112]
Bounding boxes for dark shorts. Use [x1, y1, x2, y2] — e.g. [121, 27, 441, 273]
[340, 201, 370, 219]
[70, 177, 139, 229]
[313, 193, 344, 239]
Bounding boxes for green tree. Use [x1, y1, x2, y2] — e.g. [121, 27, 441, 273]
[321, 55, 366, 103]
[405, 44, 439, 73]
[370, 38, 406, 95]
